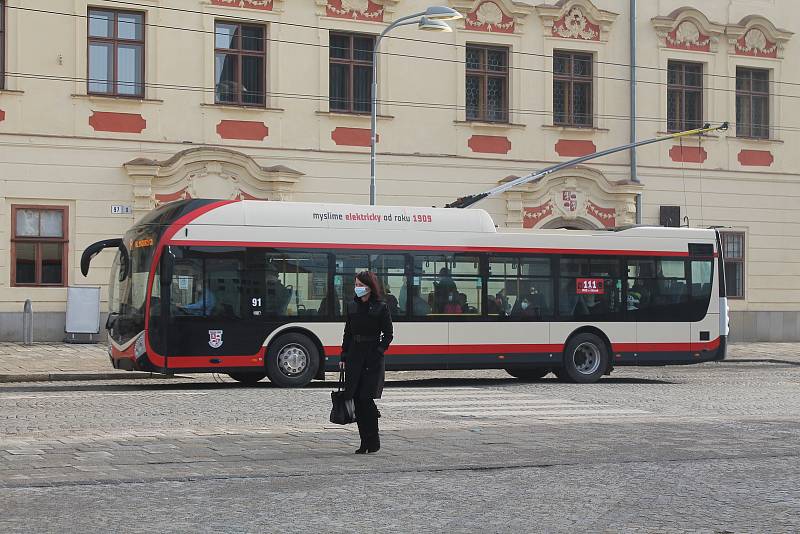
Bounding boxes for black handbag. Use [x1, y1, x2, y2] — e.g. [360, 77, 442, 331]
[330, 370, 356, 425]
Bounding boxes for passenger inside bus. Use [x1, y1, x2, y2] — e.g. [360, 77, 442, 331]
[264, 264, 292, 315]
[383, 283, 400, 315]
[411, 285, 431, 316]
[179, 279, 217, 316]
[433, 268, 458, 312]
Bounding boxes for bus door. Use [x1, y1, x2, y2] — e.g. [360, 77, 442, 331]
[628, 258, 691, 364]
[477, 256, 553, 367]
[688, 245, 719, 355]
[166, 247, 266, 368]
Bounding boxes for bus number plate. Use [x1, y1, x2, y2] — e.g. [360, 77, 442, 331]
[576, 278, 604, 295]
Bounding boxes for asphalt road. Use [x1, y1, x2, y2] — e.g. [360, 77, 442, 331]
[1, 361, 799, 533]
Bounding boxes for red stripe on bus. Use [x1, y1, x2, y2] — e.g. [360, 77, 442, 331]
[613, 338, 720, 352]
[168, 239, 690, 257]
[166, 355, 264, 369]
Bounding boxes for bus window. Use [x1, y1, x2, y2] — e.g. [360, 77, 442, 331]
[488, 257, 553, 319]
[689, 259, 713, 320]
[262, 252, 328, 317]
[413, 254, 481, 315]
[171, 251, 246, 319]
[372, 254, 407, 317]
[334, 253, 407, 317]
[627, 258, 692, 321]
[559, 256, 623, 321]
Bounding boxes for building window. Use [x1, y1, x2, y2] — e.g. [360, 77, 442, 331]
[721, 232, 745, 298]
[465, 45, 509, 123]
[736, 67, 770, 139]
[329, 32, 374, 114]
[11, 206, 68, 287]
[87, 9, 145, 97]
[667, 61, 703, 132]
[553, 51, 592, 127]
[215, 22, 266, 106]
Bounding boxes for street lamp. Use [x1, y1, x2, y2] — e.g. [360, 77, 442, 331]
[369, 6, 463, 205]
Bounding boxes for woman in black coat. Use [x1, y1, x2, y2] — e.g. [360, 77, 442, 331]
[340, 271, 393, 454]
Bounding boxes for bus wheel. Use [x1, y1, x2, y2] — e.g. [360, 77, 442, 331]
[563, 333, 608, 383]
[505, 368, 550, 380]
[265, 333, 320, 388]
[227, 372, 267, 385]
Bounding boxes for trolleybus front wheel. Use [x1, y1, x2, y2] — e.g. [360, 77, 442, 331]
[505, 367, 550, 380]
[562, 333, 609, 383]
[265, 333, 320, 388]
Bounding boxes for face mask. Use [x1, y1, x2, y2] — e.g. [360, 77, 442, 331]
[520, 301, 529, 310]
[355, 286, 370, 298]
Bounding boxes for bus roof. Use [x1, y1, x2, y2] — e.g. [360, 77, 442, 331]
[185, 200, 499, 234]
[157, 200, 717, 256]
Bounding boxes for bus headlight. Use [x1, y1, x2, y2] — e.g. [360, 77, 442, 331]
[134, 334, 146, 360]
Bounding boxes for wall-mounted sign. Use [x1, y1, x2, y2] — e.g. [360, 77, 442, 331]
[576, 278, 604, 295]
[111, 205, 132, 215]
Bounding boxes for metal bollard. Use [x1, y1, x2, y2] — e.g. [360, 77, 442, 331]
[22, 299, 33, 345]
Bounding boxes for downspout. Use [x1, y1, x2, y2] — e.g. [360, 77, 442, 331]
[630, 0, 642, 224]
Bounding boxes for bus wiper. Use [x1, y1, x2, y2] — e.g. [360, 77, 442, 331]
[445, 122, 729, 209]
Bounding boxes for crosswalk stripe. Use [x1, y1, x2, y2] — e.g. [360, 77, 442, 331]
[436, 408, 650, 416]
[381, 391, 528, 398]
[381, 399, 586, 407]
[379, 387, 652, 420]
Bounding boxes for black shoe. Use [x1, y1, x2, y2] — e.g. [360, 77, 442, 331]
[366, 435, 380, 453]
[355, 445, 367, 454]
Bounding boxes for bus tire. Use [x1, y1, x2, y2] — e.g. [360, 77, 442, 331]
[505, 367, 550, 380]
[265, 333, 320, 388]
[562, 333, 608, 383]
[227, 372, 267, 385]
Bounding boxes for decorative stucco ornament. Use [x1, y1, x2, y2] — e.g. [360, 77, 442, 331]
[341, 0, 369, 12]
[737, 28, 777, 55]
[667, 21, 710, 48]
[328, 0, 383, 19]
[466, 1, 514, 32]
[556, 7, 598, 40]
[476, 2, 503, 26]
[213, 0, 272, 8]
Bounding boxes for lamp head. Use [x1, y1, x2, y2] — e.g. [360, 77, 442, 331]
[418, 17, 453, 32]
[423, 6, 463, 21]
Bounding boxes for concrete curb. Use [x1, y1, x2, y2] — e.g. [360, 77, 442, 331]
[0, 372, 188, 383]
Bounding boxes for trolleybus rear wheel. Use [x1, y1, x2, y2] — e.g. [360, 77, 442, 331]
[562, 333, 608, 383]
[227, 372, 267, 385]
[505, 367, 550, 380]
[265, 333, 319, 388]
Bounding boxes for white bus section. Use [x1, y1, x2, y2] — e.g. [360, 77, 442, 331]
[167, 200, 721, 366]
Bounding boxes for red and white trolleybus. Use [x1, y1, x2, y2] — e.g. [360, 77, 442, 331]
[81, 199, 729, 386]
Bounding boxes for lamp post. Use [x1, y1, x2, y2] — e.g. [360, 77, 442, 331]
[369, 6, 463, 206]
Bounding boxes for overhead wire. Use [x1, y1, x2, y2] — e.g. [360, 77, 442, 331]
[2, 69, 788, 133]
[7, 1, 800, 92]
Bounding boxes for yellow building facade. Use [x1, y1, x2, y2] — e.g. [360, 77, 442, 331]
[0, 0, 798, 341]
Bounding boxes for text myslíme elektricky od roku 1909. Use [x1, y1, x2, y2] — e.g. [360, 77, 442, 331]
[313, 211, 433, 224]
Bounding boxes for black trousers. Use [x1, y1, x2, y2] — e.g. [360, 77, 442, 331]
[354, 397, 379, 446]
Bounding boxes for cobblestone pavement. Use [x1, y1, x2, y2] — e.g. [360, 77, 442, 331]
[0, 341, 798, 382]
[1, 360, 799, 532]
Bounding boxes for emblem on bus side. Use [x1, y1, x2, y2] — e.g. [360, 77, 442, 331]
[208, 330, 223, 349]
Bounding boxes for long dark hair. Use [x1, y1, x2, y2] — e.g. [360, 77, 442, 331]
[356, 271, 384, 301]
